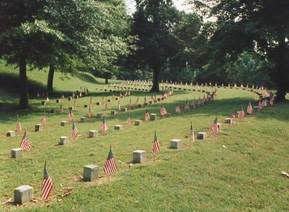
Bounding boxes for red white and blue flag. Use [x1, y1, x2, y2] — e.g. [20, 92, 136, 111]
[20, 130, 32, 151]
[152, 131, 160, 154]
[103, 146, 118, 176]
[41, 161, 53, 201]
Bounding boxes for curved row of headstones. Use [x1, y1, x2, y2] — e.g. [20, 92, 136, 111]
[6, 83, 269, 206]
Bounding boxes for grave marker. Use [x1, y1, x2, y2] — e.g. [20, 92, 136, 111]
[14, 185, 33, 204]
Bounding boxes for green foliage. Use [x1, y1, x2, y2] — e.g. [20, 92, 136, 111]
[225, 51, 272, 86]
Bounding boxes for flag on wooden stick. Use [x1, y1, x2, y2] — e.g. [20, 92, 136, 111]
[103, 146, 118, 176]
[41, 161, 53, 201]
[246, 102, 253, 114]
[16, 115, 22, 133]
[210, 117, 219, 135]
[160, 105, 168, 117]
[127, 112, 133, 126]
[152, 131, 160, 155]
[144, 110, 150, 121]
[100, 117, 109, 135]
[20, 130, 32, 151]
[71, 122, 79, 141]
[190, 122, 195, 142]
[68, 109, 74, 122]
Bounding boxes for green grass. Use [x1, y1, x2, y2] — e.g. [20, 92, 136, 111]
[0, 65, 289, 211]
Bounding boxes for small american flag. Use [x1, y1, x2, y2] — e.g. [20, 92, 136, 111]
[127, 113, 132, 126]
[152, 131, 160, 155]
[211, 117, 219, 135]
[20, 130, 32, 151]
[175, 105, 181, 113]
[247, 102, 253, 114]
[103, 146, 118, 176]
[16, 115, 22, 133]
[144, 110, 150, 121]
[88, 104, 92, 118]
[71, 122, 79, 140]
[100, 117, 109, 134]
[68, 110, 74, 122]
[190, 122, 195, 142]
[41, 161, 53, 201]
[160, 106, 168, 117]
[41, 116, 47, 126]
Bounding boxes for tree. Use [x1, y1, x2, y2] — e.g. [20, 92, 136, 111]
[202, 0, 289, 101]
[0, 0, 64, 108]
[131, 0, 179, 92]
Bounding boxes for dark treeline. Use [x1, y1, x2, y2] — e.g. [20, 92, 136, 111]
[0, 0, 288, 108]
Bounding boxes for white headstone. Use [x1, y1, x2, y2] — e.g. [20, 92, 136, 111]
[133, 150, 146, 163]
[14, 185, 33, 204]
[83, 165, 99, 182]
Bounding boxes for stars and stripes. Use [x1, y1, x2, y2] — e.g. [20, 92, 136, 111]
[210, 117, 219, 135]
[71, 122, 79, 140]
[100, 117, 109, 134]
[144, 110, 150, 121]
[152, 131, 160, 155]
[175, 105, 181, 113]
[20, 130, 32, 151]
[160, 106, 168, 117]
[103, 146, 118, 176]
[68, 109, 74, 122]
[16, 115, 22, 133]
[41, 161, 53, 201]
[127, 113, 133, 126]
[246, 102, 254, 114]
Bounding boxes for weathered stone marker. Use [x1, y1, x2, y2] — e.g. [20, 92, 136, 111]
[59, 136, 68, 145]
[133, 150, 146, 163]
[111, 110, 117, 116]
[11, 148, 22, 158]
[197, 132, 206, 140]
[121, 107, 128, 112]
[150, 113, 157, 121]
[80, 116, 86, 122]
[114, 125, 122, 130]
[35, 124, 42, 132]
[170, 139, 182, 149]
[83, 165, 99, 182]
[88, 130, 97, 138]
[6, 130, 16, 137]
[134, 120, 142, 126]
[60, 121, 67, 126]
[14, 185, 33, 204]
[225, 118, 233, 124]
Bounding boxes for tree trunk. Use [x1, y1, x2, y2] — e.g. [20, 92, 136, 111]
[273, 37, 288, 102]
[47, 64, 55, 96]
[19, 56, 29, 109]
[151, 66, 160, 92]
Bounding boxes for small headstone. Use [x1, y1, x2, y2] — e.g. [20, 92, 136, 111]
[225, 118, 233, 124]
[68, 97, 72, 101]
[114, 125, 122, 130]
[133, 150, 146, 163]
[111, 110, 117, 116]
[88, 130, 97, 138]
[134, 120, 142, 126]
[41, 101, 46, 105]
[59, 136, 68, 145]
[6, 130, 16, 137]
[11, 148, 22, 159]
[35, 124, 42, 132]
[197, 132, 206, 140]
[150, 113, 157, 121]
[83, 165, 99, 182]
[170, 139, 182, 149]
[14, 185, 33, 204]
[96, 102, 101, 106]
[121, 107, 128, 112]
[80, 116, 86, 122]
[60, 121, 67, 126]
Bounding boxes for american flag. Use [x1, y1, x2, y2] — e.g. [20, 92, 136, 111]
[88, 104, 92, 118]
[16, 115, 22, 133]
[100, 117, 109, 134]
[20, 130, 32, 151]
[247, 102, 253, 114]
[211, 117, 219, 135]
[41, 161, 53, 201]
[127, 113, 132, 126]
[258, 101, 263, 110]
[41, 116, 47, 126]
[190, 122, 195, 142]
[68, 110, 74, 122]
[103, 146, 118, 176]
[152, 131, 160, 154]
[144, 110, 150, 121]
[160, 106, 168, 117]
[71, 122, 79, 140]
[175, 105, 181, 113]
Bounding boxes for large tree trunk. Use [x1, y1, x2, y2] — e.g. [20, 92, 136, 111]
[273, 37, 288, 102]
[19, 56, 28, 109]
[151, 66, 160, 92]
[47, 64, 55, 96]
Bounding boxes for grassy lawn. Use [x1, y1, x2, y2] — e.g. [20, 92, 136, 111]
[0, 68, 288, 211]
